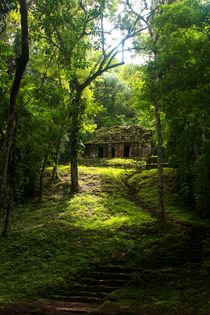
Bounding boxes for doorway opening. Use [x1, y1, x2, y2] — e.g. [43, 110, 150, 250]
[111, 147, 116, 157]
[124, 145, 130, 158]
[98, 146, 104, 158]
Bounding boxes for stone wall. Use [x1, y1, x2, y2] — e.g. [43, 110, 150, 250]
[84, 125, 154, 159]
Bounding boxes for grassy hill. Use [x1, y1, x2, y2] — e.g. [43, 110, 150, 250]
[0, 160, 210, 314]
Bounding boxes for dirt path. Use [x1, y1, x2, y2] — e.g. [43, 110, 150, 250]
[124, 172, 159, 218]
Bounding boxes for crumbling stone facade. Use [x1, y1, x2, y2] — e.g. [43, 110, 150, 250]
[84, 125, 153, 158]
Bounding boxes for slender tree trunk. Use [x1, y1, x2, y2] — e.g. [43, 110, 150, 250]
[70, 113, 79, 193]
[70, 152, 79, 193]
[70, 90, 82, 194]
[0, 0, 29, 220]
[52, 140, 61, 180]
[2, 197, 13, 237]
[38, 151, 50, 202]
[154, 100, 165, 221]
[0, 121, 15, 219]
[144, 2, 165, 220]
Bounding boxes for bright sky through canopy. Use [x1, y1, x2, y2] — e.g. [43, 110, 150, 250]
[102, 0, 150, 64]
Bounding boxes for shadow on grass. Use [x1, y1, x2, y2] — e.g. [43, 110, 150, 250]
[0, 165, 210, 314]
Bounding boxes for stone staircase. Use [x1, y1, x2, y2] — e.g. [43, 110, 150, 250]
[1, 227, 209, 315]
[45, 226, 210, 315]
[146, 156, 169, 170]
[182, 226, 210, 264]
[47, 264, 132, 314]
[141, 225, 210, 269]
[162, 225, 210, 267]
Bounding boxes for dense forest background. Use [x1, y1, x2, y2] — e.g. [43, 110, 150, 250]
[0, 0, 209, 233]
[1, 1, 210, 314]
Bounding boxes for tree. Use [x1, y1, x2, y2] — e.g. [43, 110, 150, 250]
[34, 0, 149, 193]
[152, 0, 210, 216]
[129, 0, 167, 220]
[93, 70, 136, 128]
[119, 64, 156, 128]
[0, 0, 29, 231]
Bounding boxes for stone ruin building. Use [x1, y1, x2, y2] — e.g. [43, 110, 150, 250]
[84, 125, 154, 159]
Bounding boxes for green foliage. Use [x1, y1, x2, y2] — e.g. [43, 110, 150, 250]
[0, 0, 210, 312]
[141, 0, 210, 217]
[119, 64, 156, 129]
[128, 168, 207, 224]
[0, 165, 210, 314]
[80, 157, 146, 169]
[0, 165, 154, 305]
[158, 0, 210, 216]
[93, 71, 137, 128]
[0, 0, 18, 32]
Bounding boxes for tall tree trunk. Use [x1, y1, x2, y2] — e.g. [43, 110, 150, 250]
[70, 151, 79, 193]
[52, 139, 61, 180]
[2, 123, 18, 236]
[38, 149, 51, 202]
[0, 0, 29, 220]
[145, 1, 165, 220]
[154, 100, 165, 221]
[70, 90, 82, 194]
[2, 197, 13, 237]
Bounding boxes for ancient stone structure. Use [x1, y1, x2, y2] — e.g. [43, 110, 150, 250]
[84, 125, 153, 158]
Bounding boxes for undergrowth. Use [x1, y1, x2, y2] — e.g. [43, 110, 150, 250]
[0, 164, 210, 314]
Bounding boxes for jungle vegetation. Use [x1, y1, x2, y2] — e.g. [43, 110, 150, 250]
[0, 0, 210, 313]
[0, 0, 209, 230]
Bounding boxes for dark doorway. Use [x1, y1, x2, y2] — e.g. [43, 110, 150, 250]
[124, 145, 130, 158]
[111, 147, 115, 157]
[98, 146, 104, 158]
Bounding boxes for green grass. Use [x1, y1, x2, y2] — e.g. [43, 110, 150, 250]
[0, 164, 210, 314]
[79, 157, 146, 169]
[0, 165, 153, 306]
[128, 168, 208, 224]
[60, 193, 153, 229]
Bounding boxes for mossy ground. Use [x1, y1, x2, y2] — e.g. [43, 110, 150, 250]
[0, 160, 210, 314]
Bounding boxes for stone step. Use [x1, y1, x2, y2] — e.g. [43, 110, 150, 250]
[89, 271, 131, 281]
[0, 302, 97, 315]
[80, 278, 127, 287]
[51, 295, 101, 304]
[52, 290, 107, 299]
[71, 283, 120, 293]
[52, 311, 89, 315]
[51, 302, 98, 314]
[59, 313, 87, 315]
[95, 265, 131, 273]
[45, 264, 133, 314]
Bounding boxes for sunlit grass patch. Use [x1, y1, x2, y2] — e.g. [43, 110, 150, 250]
[1, 163, 210, 314]
[59, 193, 154, 229]
[128, 168, 203, 224]
[80, 157, 146, 169]
[46, 165, 70, 176]
[79, 165, 127, 177]
[47, 164, 131, 178]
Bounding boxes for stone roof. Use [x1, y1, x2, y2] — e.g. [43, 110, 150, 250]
[86, 125, 152, 144]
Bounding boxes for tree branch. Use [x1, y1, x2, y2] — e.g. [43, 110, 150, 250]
[11, 49, 56, 119]
[9, 0, 29, 110]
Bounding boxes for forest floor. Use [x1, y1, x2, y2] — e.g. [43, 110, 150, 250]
[0, 159, 210, 314]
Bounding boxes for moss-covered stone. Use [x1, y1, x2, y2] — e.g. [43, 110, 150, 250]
[84, 125, 154, 159]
